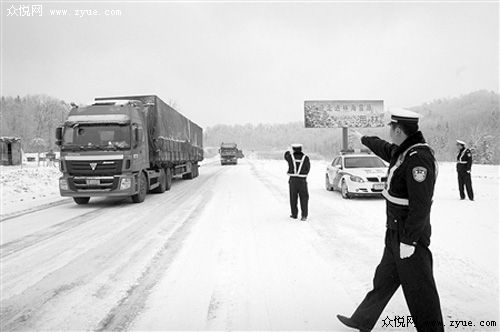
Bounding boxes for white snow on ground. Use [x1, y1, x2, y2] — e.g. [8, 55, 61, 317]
[1, 162, 65, 218]
[0, 156, 498, 331]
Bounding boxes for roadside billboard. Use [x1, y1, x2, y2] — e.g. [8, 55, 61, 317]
[304, 100, 385, 128]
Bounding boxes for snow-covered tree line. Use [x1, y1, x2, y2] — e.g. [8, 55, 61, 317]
[1, 91, 498, 163]
[1, 95, 70, 153]
[412, 90, 499, 164]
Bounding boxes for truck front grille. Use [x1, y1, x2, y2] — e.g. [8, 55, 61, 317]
[66, 160, 123, 176]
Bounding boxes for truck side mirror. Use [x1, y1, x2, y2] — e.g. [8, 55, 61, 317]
[134, 128, 143, 141]
[55, 127, 63, 146]
[55, 127, 63, 140]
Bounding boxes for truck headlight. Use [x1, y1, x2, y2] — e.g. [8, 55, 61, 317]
[59, 179, 69, 190]
[350, 175, 364, 183]
[120, 178, 132, 190]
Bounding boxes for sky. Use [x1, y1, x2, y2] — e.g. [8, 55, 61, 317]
[1, 1, 499, 128]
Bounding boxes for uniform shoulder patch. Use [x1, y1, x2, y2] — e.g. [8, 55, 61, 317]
[412, 166, 427, 182]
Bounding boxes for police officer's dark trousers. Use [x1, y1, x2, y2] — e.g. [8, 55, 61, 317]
[351, 229, 444, 332]
[288, 177, 308, 218]
[457, 170, 474, 200]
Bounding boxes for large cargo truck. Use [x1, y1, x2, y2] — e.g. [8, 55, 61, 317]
[219, 142, 238, 165]
[55, 95, 203, 204]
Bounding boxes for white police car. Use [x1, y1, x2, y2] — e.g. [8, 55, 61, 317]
[325, 150, 388, 199]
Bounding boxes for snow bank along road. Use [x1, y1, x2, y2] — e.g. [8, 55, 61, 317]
[1, 159, 498, 331]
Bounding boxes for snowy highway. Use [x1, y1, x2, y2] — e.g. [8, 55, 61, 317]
[1, 158, 498, 331]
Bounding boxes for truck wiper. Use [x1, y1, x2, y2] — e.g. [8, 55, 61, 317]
[61, 143, 86, 151]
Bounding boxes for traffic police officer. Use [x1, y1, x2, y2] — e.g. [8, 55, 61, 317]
[284, 143, 310, 221]
[337, 109, 444, 332]
[456, 140, 474, 201]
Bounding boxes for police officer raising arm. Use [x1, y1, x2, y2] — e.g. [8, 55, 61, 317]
[338, 109, 444, 332]
[456, 140, 474, 201]
[284, 143, 310, 221]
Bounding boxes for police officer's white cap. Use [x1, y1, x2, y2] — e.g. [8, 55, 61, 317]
[456, 140, 466, 146]
[291, 143, 302, 148]
[388, 108, 422, 124]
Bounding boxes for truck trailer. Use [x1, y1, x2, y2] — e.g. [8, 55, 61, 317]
[55, 95, 203, 204]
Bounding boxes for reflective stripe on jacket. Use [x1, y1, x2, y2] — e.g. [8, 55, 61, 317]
[456, 148, 472, 172]
[361, 132, 437, 247]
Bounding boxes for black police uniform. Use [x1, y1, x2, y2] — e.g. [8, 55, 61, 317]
[284, 149, 310, 219]
[347, 131, 444, 332]
[456, 146, 474, 200]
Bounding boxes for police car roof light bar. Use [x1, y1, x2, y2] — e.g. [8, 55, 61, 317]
[340, 149, 372, 155]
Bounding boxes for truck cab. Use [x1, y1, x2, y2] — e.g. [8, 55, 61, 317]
[219, 142, 238, 165]
[56, 100, 149, 204]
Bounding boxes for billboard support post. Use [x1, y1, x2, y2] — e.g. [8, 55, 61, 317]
[342, 127, 349, 150]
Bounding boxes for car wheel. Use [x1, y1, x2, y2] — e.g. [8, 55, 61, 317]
[341, 180, 351, 199]
[325, 175, 333, 191]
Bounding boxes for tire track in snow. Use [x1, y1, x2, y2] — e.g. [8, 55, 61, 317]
[0, 198, 72, 222]
[94, 195, 207, 331]
[94, 165, 227, 331]
[203, 162, 273, 330]
[0, 164, 227, 331]
[0, 205, 127, 258]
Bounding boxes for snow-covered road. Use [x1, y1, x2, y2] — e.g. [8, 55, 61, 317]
[1, 158, 498, 331]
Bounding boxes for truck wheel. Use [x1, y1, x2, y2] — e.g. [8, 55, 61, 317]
[193, 162, 199, 178]
[152, 168, 166, 193]
[132, 172, 147, 203]
[183, 162, 197, 180]
[182, 165, 193, 179]
[73, 197, 90, 205]
[341, 180, 351, 199]
[165, 168, 172, 191]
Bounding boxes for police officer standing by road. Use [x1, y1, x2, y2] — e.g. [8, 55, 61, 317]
[456, 140, 474, 201]
[284, 143, 310, 221]
[337, 109, 444, 332]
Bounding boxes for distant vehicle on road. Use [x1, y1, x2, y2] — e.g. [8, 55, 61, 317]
[219, 142, 238, 165]
[237, 149, 244, 159]
[325, 151, 388, 199]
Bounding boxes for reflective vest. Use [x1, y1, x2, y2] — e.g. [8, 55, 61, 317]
[288, 154, 308, 178]
[457, 149, 469, 164]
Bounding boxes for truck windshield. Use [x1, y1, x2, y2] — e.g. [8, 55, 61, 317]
[62, 124, 131, 151]
[221, 149, 236, 156]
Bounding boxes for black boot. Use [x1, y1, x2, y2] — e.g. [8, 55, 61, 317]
[337, 315, 371, 332]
